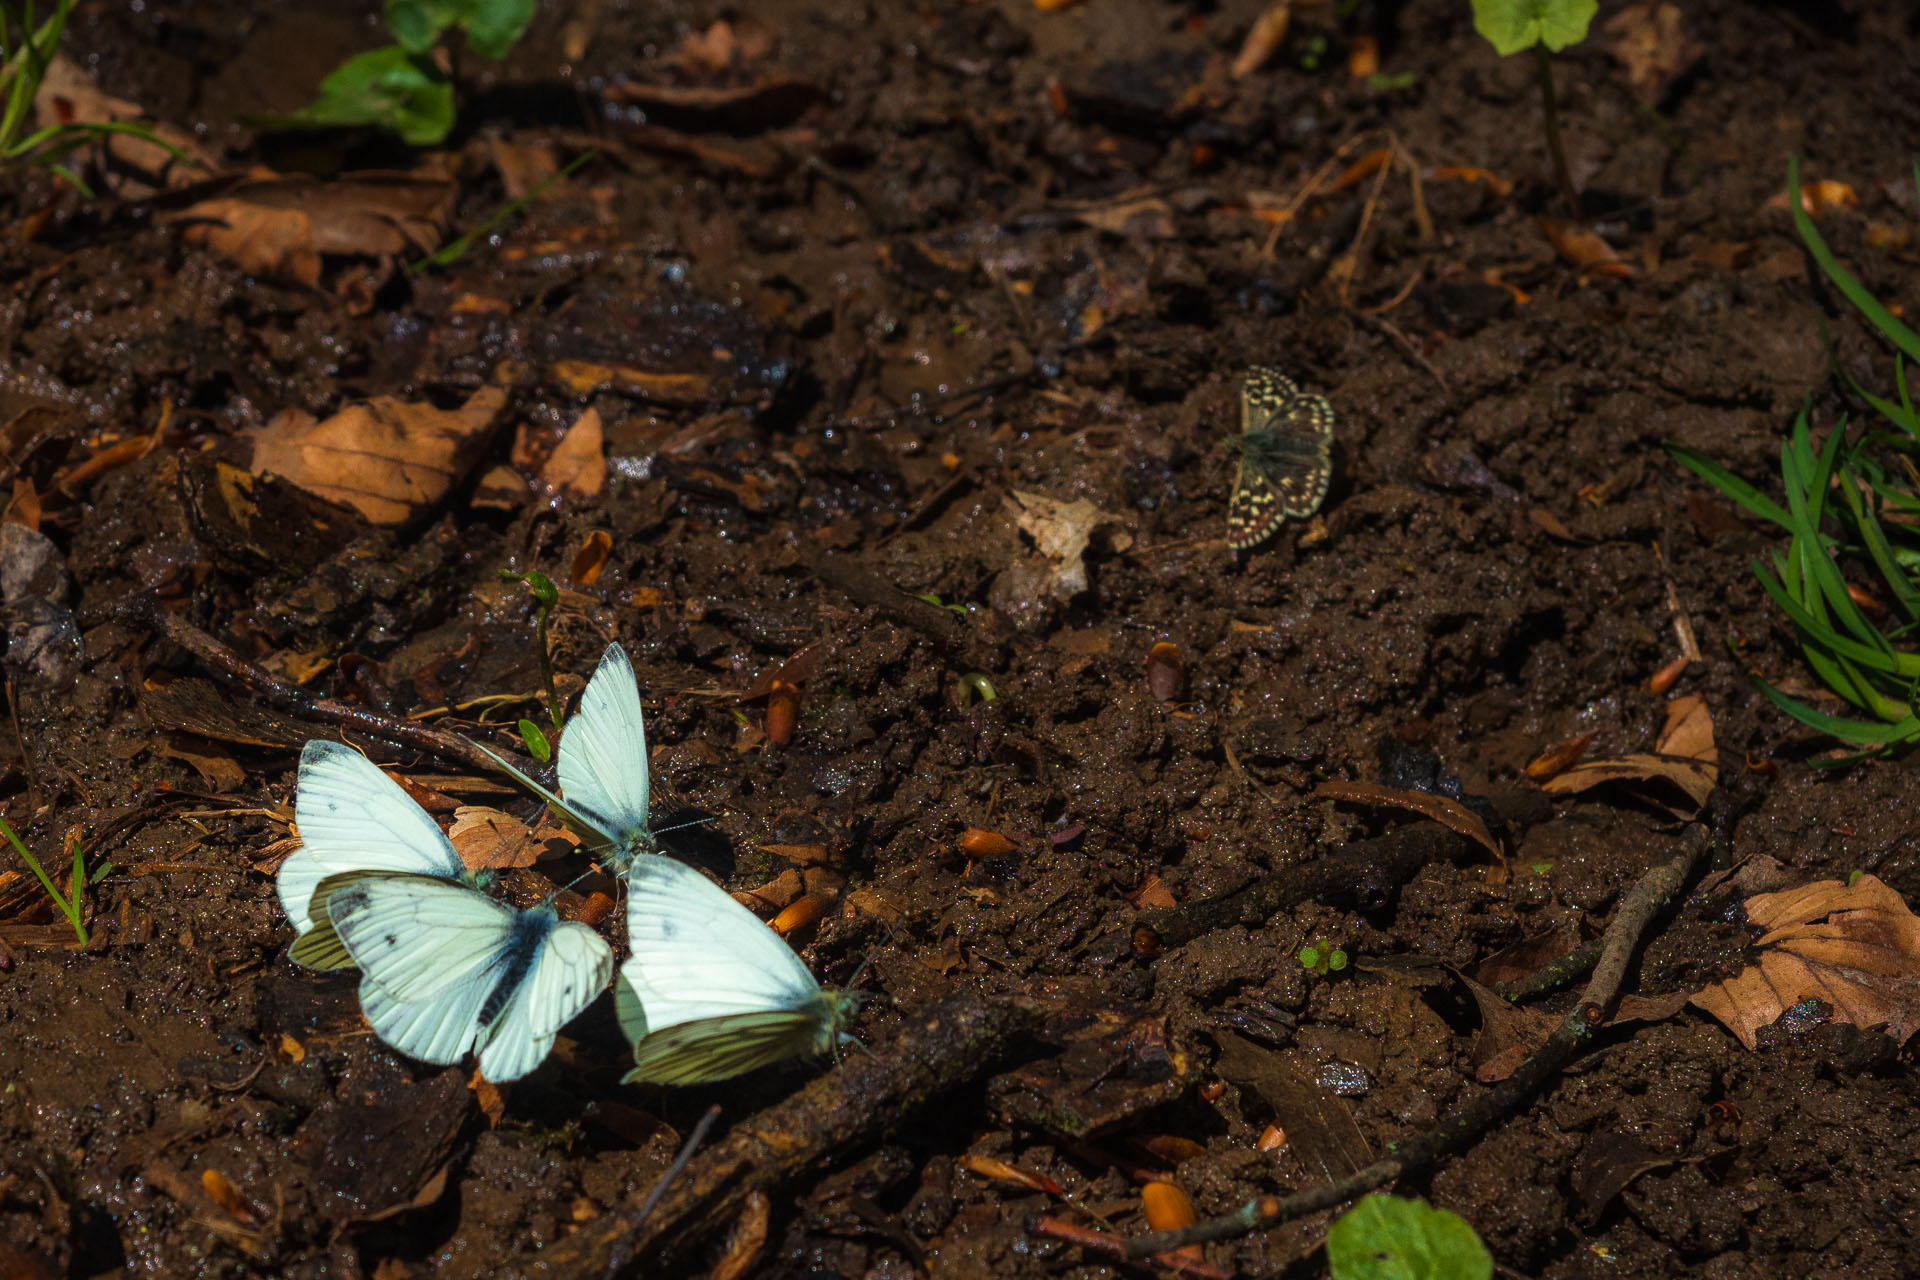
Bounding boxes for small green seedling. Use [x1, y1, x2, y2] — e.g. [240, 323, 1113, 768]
[0, 816, 86, 944]
[0, 0, 196, 195]
[955, 672, 998, 705]
[1299, 936, 1348, 975]
[516, 718, 553, 763]
[916, 592, 969, 618]
[500, 568, 564, 735]
[1470, 0, 1598, 219]
[410, 150, 596, 274]
[269, 0, 535, 146]
[1327, 1194, 1492, 1280]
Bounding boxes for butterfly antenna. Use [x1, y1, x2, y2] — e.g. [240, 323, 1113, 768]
[652, 813, 723, 838]
[600, 1104, 721, 1280]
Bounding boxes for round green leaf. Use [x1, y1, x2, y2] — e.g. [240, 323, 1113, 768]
[1470, 0, 1597, 56]
[295, 46, 454, 147]
[1327, 1195, 1492, 1280]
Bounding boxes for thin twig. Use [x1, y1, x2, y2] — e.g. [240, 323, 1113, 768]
[599, 1106, 722, 1280]
[120, 595, 534, 778]
[1122, 820, 1714, 1257]
[1030, 1213, 1232, 1280]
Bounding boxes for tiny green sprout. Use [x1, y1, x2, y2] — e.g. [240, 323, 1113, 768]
[916, 592, 968, 618]
[1366, 70, 1418, 92]
[517, 718, 553, 763]
[1299, 34, 1328, 71]
[0, 817, 86, 944]
[500, 569, 564, 734]
[1848, 869, 1866, 886]
[1299, 936, 1348, 975]
[1530, 861, 1553, 876]
[956, 672, 998, 704]
[1470, 0, 1597, 220]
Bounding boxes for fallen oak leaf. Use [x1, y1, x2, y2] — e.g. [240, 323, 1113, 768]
[1691, 873, 1920, 1049]
[249, 387, 506, 524]
[538, 408, 607, 499]
[168, 170, 453, 285]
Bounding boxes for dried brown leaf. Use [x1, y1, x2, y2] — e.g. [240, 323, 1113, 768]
[249, 387, 506, 524]
[1233, 3, 1294, 77]
[35, 53, 213, 193]
[1538, 217, 1632, 278]
[1315, 779, 1503, 859]
[1691, 874, 1920, 1049]
[448, 806, 545, 872]
[1601, 2, 1700, 105]
[958, 1154, 1063, 1195]
[171, 172, 452, 285]
[539, 408, 607, 499]
[1541, 696, 1716, 817]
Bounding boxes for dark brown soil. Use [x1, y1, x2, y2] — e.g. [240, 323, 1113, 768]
[2, 0, 1918, 1276]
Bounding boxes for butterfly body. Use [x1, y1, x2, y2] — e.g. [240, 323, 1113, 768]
[1227, 365, 1336, 552]
[617, 854, 858, 1084]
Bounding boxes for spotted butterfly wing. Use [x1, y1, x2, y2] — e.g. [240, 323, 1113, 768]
[1227, 366, 1336, 552]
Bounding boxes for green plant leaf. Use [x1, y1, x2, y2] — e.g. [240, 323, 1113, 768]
[283, 46, 455, 147]
[517, 717, 553, 762]
[386, 0, 534, 60]
[1753, 675, 1918, 744]
[1327, 1195, 1492, 1280]
[1470, 0, 1597, 56]
[1665, 441, 1792, 528]
[1788, 156, 1920, 365]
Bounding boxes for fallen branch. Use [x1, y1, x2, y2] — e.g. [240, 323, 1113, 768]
[120, 594, 533, 777]
[1122, 819, 1715, 1257]
[533, 992, 1044, 1275]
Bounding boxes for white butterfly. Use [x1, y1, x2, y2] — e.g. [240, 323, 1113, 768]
[476, 642, 656, 870]
[279, 740, 470, 969]
[616, 854, 858, 1085]
[316, 869, 613, 1083]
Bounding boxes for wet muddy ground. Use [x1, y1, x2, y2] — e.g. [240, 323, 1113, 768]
[0, 0, 1918, 1276]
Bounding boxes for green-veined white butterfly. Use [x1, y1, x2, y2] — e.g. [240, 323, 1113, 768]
[475, 642, 656, 870]
[279, 740, 471, 969]
[315, 868, 612, 1083]
[615, 854, 859, 1084]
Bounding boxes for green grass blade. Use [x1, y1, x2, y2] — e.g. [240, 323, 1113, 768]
[1755, 557, 1919, 676]
[1754, 674, 1918, 744]
[1663, 442, 1791, 527]
[1837, 462, 1920, 621]
[0, 813, 85, 943]
[1789, 156, 1920, 364]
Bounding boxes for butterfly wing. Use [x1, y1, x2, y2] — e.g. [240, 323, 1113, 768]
[280, 741, 465, 963]
[475, 920, 613, 1083]
[556, 643, 652, 859]
[1229, 368, 1336, 550]
[619, 855, 830, 1082]
[623, 1009, 826, 1085]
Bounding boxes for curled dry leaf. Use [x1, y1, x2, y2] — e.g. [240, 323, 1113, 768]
[1538, 218, 1632, 278]
[448, 806, 546, 872]
[1525, 730, 1597, 782]
[1601, 2, 1700, 105]
[1766, 180, 1858, 217]
[538, 408, 607, 499]
[1540, 694, 1716, 818]
[170, 171, 453, 287]
[249, 387, 506, 525]
[1691, 874, 1920, 1049]
[957, 1154, 1063, 1195]
[570, 530, 613, 586]
[1233, 2, 1294, 77]
[1007, 490, 1129, 601]
[35, 53, 213, 193]
[1315, 779, 1503, 860]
